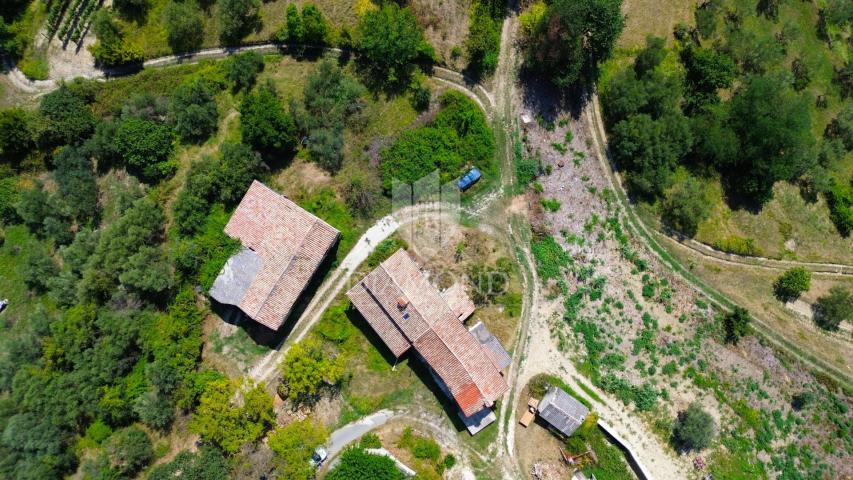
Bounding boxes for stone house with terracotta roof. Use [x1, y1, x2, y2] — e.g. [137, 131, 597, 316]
[346, 249, 510, 434]
[209, 180, 340, 331]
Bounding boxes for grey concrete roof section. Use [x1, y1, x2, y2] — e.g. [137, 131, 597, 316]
[469, 321, 512, 370]
[538, 386, 589, 437]
[209, 247, 263, 306]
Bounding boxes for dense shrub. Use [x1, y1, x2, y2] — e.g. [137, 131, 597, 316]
[89, 10, 143, 67]
[0, 108, 32, 164]
[379, 91, 493, 189]
[279, 3, 329, 44]
[268, 419, 328, 480]
[52, 146, 99, 224]
[465, 0, 502, 76]
[189, 379, 274, 453]
[826, 177, 853, 236]
[148, 447, 230, 480]
[279, 339, 345, 402]
[103, 426, 153, 477]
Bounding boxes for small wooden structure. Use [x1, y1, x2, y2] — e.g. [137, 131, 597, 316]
[520, 397, 540, 427]
[560, 448, 597, 466]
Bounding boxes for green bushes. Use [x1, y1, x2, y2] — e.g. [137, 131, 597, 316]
[722, 307, 751, 344]
[379, 91, 494, 189]
[540, 198, 561, 212]
[268, 419, 328, 480]
[227, 51, 264, 92]
[531, 234, 571, 280]
[189, 379, 274, 453]
[826, 177, 853, 236]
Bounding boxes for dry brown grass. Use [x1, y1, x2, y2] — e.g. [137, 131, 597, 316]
[410, 0, 472, 70]
[617, 0, 697, 49]
[666, 239, 853, 377]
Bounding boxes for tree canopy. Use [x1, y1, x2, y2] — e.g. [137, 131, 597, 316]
[189, 379, 274, 454]
[672, 402, 715, 452]
[279, 339, 345, 402]
[526, 0, 624, 87]
[773, 267, 812, 302]
[268, 419, 328, 480]
[218, 0, 260, 44]
[813, 286, 851, 332]
[164, 0, 204, 52]
[240, 83, 297, 155]
[169, 79, 220, 142]
[326, 447, 406, 480]
[115, 117, 176, 182]
[355, 4, 431, 89]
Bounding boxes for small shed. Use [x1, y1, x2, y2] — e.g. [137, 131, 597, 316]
[537, 386, 589, 437]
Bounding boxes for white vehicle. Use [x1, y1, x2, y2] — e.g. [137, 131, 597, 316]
[0, 299, 8, 313]
[309, 446, 328, 468]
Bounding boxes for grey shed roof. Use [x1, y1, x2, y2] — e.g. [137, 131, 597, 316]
[538, 386, 589, 437]
[469, 321, 512, 371]
[209, 248, 263, 306]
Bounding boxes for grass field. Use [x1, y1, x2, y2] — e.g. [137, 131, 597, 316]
[617, 0, 696, 49]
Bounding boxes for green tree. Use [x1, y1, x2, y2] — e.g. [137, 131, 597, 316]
[672, 403, 715, 452]
[661, 174, 710, 237]
[104, 426, 154, 476]
[610, 112, 693, 198]
[15, 181, 51, 233]
[728, 75, 814, 204]
[465, 2, 501, 76]
[89, 9, 143, 67]
[633, 36, 666, 77]
[216, 142, 264, 204]
[813, 286, 851, 332]
[118, 245, 173, 295]
[268, 419, 328, 480]
[301, 4, 329, 45]
[0, 108, 32, 164]
[189, 379, 273, 453]
[680, 46, 735, 109]
[689, 104, 738, 169]
[164, 0, 204, 53]
[22, 247, 58, 292]
[52, 146, 99, 224]
[169, 79, 219, 142]
[279, 339, 345, 402]
[296, 60, 366, 171]
[773, 267, 811, 302]
[722, 306, 751, 344]
[240, 83, 297, 155]
[343, 172, 381, 217]
[218, 0, 260, 43]
[355, 4, 430, 88]
[115, 117, 176, 182]
[282, 4, 304, 42]
[148, 448, 230, 480]
[326, 447, 405, 480]
[38, 84, 96, 146]
[227, 51, 265, 92]
[114, 0, 149, 16]
[527, 0, 624, 87]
